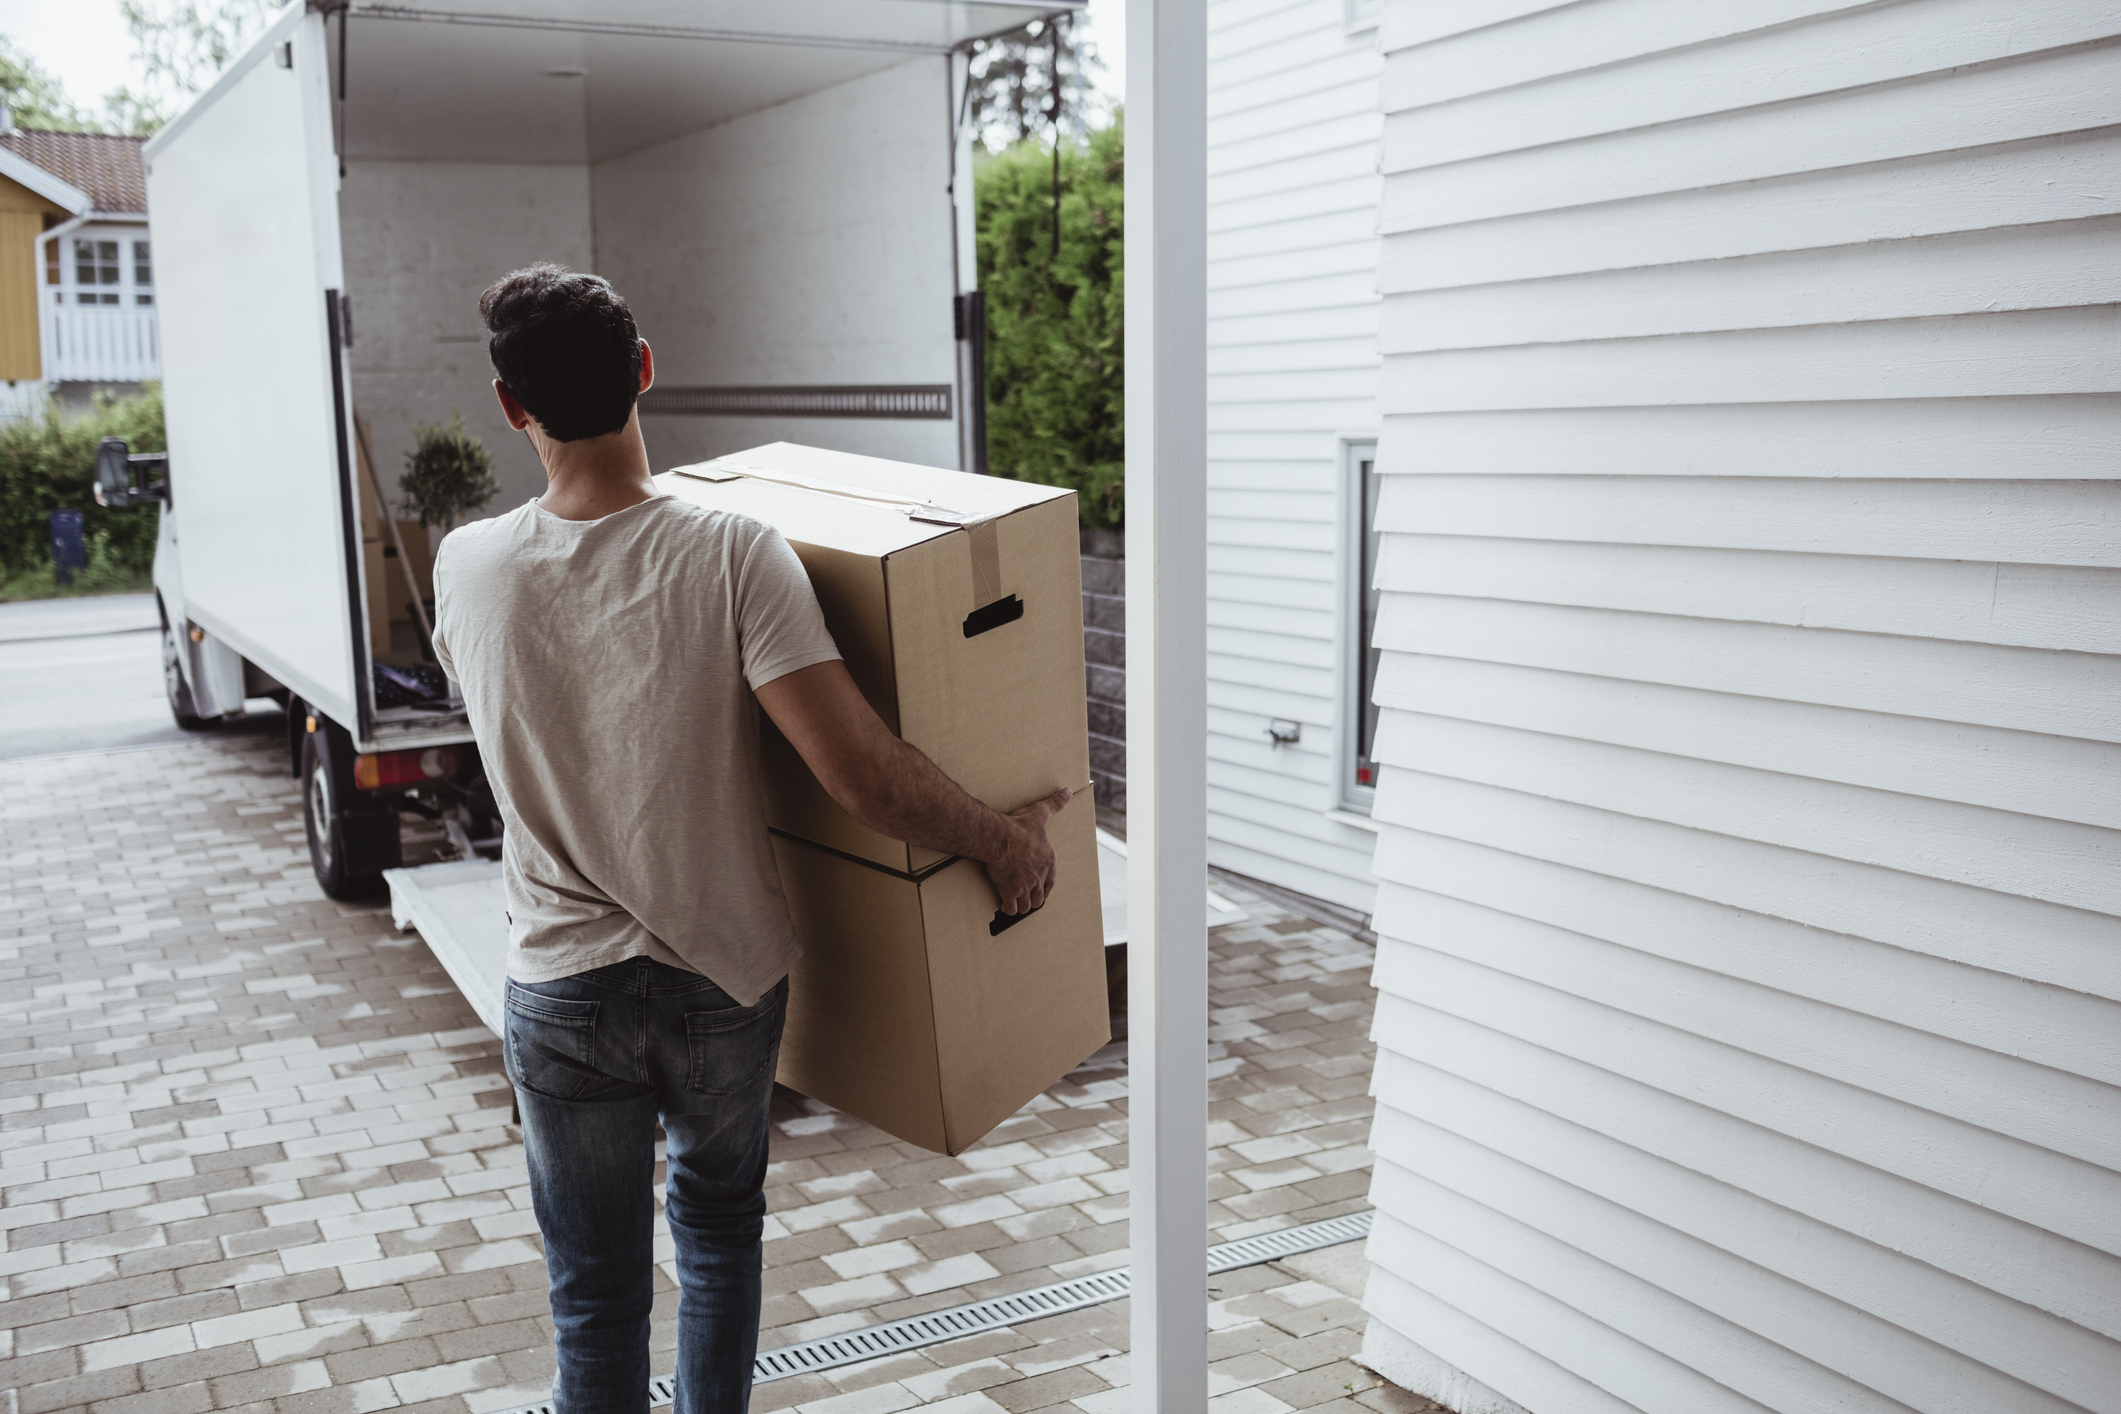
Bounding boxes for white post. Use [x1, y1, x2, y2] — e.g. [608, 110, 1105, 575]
[1125, 0, 1208, 1410]
[950, 48, 981, 474]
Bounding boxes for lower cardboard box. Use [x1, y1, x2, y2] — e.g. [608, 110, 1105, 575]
[770, 787, 1107, 1156]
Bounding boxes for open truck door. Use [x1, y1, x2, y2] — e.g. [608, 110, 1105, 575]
[147, 7, 371, 736]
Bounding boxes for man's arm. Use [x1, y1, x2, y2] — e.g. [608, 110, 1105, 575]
[754, 660, 1069, 916]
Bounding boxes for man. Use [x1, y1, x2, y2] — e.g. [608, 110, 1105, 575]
[431, 264, 1069, 1414]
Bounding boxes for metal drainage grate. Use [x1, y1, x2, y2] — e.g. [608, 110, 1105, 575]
[489, 1210, 1371, 1414]
[1206, 1209, 1372, 1275]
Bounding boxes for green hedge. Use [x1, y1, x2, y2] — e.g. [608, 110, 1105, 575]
[978, 118, 1124, 530]
[0, 387, 166, 584]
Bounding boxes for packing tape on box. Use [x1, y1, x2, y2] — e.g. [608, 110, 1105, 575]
[675, 460, 1006, 609]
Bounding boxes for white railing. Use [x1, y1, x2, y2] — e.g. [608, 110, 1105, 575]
[44, 302, 161, 384]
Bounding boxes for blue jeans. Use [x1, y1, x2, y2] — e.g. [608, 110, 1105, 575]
[504, 957, 788, 1414]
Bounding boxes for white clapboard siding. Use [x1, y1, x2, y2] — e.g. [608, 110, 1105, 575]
[1383, 0, 2058, 111]
[1373, 881, 2121, 1168]
[1387, 3, 2121, 171]
[1381, 657, 2121, 831]
[1382, 218, 2121, 351]
[1376, 534, 2121, 654]
[1380, 45, 2121, 227]
[1373, 769, 2121, 998]
[1368, 1043, 2121, 1337]
[1368, 829, 2121, 1086]
[1379, 133, 2121, 291]
[1376, 598, 2121, 742]
[1381, 713, 2121, 919]
[1374, 476, 2121, 563]
[1204, 0, 1383, 913]
[1362, 2, 2121, 1409]
[1378, 307, 2121, 410]
[1368, 974, 2121, 1261]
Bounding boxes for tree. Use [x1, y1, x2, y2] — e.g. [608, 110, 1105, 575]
[107, 0, 282, 134]
[0, 38, 103, 132]
[965, 14, 1103, 152]
[978, 118, 1125, 530]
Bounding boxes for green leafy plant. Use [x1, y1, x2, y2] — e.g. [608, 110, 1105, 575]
[0, 386, 165, 590]
[0, 530, 154, 603]
[397, 413, 499, 532]
[977, 115, 1125, 530]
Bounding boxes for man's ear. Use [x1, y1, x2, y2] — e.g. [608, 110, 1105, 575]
[494, 378, 533, 432]
[637, 340, 655, 395]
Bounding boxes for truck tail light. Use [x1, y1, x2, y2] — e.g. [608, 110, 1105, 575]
[354, 746, 460, 791]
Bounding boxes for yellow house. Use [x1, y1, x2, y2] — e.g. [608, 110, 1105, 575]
[0, 123, 157, 413]
[0, 134, 87, 386]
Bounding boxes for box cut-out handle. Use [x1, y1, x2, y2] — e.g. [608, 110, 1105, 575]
[990, 902, 1043, 936]
[963, 595, 1025, 638]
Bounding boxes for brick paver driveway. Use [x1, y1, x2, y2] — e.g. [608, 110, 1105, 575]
[2, 729, 1443, 1414]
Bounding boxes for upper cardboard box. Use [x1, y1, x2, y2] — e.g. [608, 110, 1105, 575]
[658, 443, 1092, 873]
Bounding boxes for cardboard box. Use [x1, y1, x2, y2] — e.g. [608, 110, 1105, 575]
[771, 788, 1108, 1155]
[354, 419, 435, 660]
[658, 443, 1090, 873]
[361, 523, 434, 658]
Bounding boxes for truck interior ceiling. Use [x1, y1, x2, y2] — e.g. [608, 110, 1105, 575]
[326, 1, 1062, 668]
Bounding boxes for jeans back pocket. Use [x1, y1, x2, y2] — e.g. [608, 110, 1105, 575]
[505, 985, 604, 1101]
[684, 982, 785, 1097]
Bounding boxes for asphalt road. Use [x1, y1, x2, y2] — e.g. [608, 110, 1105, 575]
[0, 593, 283, 761]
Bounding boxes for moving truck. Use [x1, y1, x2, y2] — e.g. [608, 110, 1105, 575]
[113, 1, 1242, 1148]
[120, 0, 1064, 897]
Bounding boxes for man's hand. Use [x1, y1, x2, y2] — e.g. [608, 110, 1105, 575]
[755, 662, 1074, 910]
[987, 788, 1072, 916]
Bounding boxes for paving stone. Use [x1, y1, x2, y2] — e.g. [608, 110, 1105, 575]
[136, 1341, 259, 1392]
[981, 1365, 1110, 1413]
[1353, 1383, 1451, 1414]
[17, 1364, 144, 1414]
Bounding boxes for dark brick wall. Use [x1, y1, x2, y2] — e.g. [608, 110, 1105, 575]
[1081, 527, 1126, 812]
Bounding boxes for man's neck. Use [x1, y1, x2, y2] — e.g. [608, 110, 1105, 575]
[535, 410, 659, 521]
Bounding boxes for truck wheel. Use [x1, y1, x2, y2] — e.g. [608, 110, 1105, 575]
[163, 624, 210, 730]
[302, 729, 382, 899]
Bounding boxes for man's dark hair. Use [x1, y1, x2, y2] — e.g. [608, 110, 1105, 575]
[480, 264, 643, 442]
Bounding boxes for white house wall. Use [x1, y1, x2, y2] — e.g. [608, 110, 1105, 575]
[1361, 2, 2121, 1412]
[339, 159, 595, 515]
[1205, 0, 1383, 913]
[592, 58, 961, 472]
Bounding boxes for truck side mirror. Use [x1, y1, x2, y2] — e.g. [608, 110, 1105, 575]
[95, 438, 136, 508]
[93, 438, 171, 508]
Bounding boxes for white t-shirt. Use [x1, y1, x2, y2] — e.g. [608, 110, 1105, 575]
[431, 493, 842, 1004]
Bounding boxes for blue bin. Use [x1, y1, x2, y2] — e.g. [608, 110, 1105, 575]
[49, 508, 87, 586]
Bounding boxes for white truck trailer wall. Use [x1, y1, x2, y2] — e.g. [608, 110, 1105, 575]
[1204, 0, 1382, 914]
[1361, 2, 2121, 1412]
[145, 6, 359, 724]
[340, 161, 595, 516]
[592, 59, 961, 471]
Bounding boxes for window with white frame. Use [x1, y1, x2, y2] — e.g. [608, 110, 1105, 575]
[1339, 441, 1381, 811]
[50, 234, 154, 306]
[73, 238, 122, 304]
